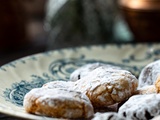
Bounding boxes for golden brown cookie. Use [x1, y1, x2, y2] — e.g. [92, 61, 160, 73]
[23, 88, 94, 119]
[73, 66, 138, 108]
[70, 62, 121, 81]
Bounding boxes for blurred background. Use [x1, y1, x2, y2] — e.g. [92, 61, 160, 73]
[0, 0, 159, 66]
[0, 0, 48, 65]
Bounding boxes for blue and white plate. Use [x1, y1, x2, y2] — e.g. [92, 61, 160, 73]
[0, 44, 160, 120]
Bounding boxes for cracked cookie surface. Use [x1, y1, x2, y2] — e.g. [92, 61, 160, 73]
[73, 66, 138, 108]
[23, 88, 94, 119]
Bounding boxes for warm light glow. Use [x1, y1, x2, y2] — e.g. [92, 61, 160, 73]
[119, 0, 141, 9]
[119, 0, 159, 10]
[129, 0, 141, 8]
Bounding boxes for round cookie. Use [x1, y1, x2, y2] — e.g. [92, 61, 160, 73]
[70, 62, 121, 81]
[73, 66, 138, 108]
[92, 112, 125, 120]
[118, 94, 160, 120]
[23, 88, 94, 119]
[138, 60, 160, 88]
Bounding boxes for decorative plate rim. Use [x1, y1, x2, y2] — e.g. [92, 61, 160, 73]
[0, 43, 160, 120]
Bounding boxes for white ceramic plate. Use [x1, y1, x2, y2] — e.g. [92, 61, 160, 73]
[0, 44, 160, 120]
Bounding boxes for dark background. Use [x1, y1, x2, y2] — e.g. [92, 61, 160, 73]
[0, 0, 134, 66]
[0, 0, 47, 66]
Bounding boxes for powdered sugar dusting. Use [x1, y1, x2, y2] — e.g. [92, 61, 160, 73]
[23, 88, 94, 118]
[139, 60, 160, 88]
[70, 62, 121, 81]
[119, 94, 160, 119]
[73, 66, 138, 107]
[42, 80, 74, 89]
[92, 112, 125, 120]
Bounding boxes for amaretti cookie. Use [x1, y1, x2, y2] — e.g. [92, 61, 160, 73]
[73, 66, 138, 108]
[138, 60, 160, 88]
[92, 112, 125, 120]
[70, 62, 121, 81]
[23, 88, 94, 119]
[118, 94, 160, 120]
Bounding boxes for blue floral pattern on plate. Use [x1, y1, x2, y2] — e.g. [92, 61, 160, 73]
[2, 57, 156, 106]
